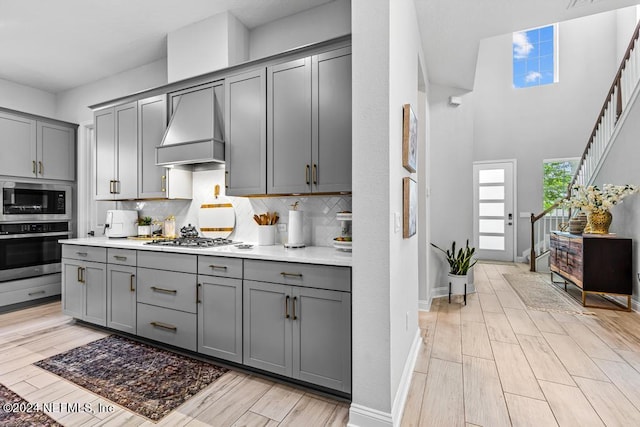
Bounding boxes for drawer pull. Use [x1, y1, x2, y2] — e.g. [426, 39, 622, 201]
[130, 274, 135, 292]
[150, 321, 177, 332]
[76, 252, 88, 257]
[150, 286, 177, 294]
[285, 295, 290, 319]
[113, 255, 127, 261]
[292, 296, 298, 320]
[280, 272, 303, 278]
[209, 264, 228, 270]
[28, 290, 46, 296]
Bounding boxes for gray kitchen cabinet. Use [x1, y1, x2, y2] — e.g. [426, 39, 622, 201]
[243, 276, 352, 393]
[0, 111, 75, 181]
[267, 58, 312, 194]
[312, 47, 352, 193]
[138, 95, 192, 199]
[225, 69, 267, 196]
[106, 264, 136, 334]
[94, 102, 138, 200]
[198, 276, 243, 363]
[267, 47, 352, 195]
[62, 258, 107, 326]
[37, 121, 75, 181]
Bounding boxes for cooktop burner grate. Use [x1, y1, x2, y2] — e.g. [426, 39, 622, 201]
[145, 237, 237, 248]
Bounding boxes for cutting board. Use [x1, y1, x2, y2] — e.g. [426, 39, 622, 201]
[199, 197, 235, 238]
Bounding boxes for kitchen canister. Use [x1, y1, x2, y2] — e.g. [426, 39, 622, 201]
[257, 225, 276, 246]
[285, 202, 305, 248]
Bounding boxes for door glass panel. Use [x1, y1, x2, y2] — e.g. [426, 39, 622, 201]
[479, 185, 504, 200]
[479, 202, 504, 217]
[479, 219, 505, 234]
[478, 169, 504, 184]
[479, 235, 505, 250]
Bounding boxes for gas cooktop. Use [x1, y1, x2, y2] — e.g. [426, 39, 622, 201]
[145, 237, 238, 248]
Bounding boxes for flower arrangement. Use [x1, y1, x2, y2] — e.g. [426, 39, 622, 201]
[563, 184, 639, 213]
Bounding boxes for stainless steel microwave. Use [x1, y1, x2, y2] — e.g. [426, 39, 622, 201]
[1, 181, 72, 222]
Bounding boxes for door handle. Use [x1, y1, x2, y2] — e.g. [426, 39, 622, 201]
[285, 295, 290, 319]
[225, 171, 229, 189]
[109, 180, 114, 194]
[197, 283, 202, 304]
[32, 160, 36, 175]
[313, 164, 317, 185]
[305, 165, 310, 185]
[130, 274, 135, 292]
[38, 161, 43, 175]
[161, 175, 166, 192]
[77, 266, 82, 283]
[292, 296, 298, 320]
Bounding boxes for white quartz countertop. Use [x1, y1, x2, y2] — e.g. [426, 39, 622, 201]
[60, 237, 352, 267]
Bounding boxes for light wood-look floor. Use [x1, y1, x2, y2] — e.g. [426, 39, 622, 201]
[0, 302, 349, 426]
[402, 262, 640, 427]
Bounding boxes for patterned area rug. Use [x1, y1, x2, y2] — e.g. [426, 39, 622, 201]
[503, 273, 593, 314]
[34, 335, 228, 421]
[0, 384, 61, 426]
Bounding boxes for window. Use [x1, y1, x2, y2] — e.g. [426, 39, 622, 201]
[543, 158, 578, 210]
[513, 24, 558, 88]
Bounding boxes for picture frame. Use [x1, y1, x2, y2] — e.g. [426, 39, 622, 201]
[403, 177, 417, 238]
[402, 104, 418, 173]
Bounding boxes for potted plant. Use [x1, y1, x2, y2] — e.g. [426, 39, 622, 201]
[137, 216, 153, 237]
[431, 240, 477, 304]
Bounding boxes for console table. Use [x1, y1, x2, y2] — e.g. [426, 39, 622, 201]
[549, 231, 632, 311]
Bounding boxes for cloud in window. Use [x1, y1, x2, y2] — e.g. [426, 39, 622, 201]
[513, 32, 533, 59]
[525, 71, 542, 82]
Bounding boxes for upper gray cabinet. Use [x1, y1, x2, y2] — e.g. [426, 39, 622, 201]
[225, 69, 267, 196]
[94, 102, 138, 200]
[0, 111, 75, 181]
[267, 47, 352, 195]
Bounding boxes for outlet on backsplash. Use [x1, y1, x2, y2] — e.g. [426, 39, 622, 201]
[278, 223, 287, 232]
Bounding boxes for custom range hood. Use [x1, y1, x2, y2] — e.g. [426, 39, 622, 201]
[156, 83, 225, 166]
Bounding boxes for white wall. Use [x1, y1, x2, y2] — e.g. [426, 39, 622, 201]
[0, 78, 56, 118]
[428, 84, 475, 293]
[249, 0, 351, 60]
[351, 0, 427, 424]
[473, 11, 621, 255]
[616, 6, 640, 64]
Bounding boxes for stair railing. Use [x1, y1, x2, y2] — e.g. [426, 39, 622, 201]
[530, 19, 640, 272]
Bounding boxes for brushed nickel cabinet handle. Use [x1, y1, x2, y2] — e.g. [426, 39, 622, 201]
[280, 272, 303, 278]
[209, 264, 228, 270]
[130, 274, 135, 292]
[150, 286, 177, 294]
[32, 160, 36, 174]
[285, 295, 290, 319]
[150, 321, 177, 331]
[313, 164, 317, 185]
[305, 165, 310, 185]
[38, 161, 43, 175]
[161, 175, 166, 192]
[28, 290, 46, 296]
[292, 296, 298, 320]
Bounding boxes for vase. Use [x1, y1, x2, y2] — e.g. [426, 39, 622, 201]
[588, 210, 612, 234]
[137, 225, 151, 237]
[568, 212, 587, 234]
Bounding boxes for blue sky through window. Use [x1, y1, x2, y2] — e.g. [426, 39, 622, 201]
[513, 25, 556, 88]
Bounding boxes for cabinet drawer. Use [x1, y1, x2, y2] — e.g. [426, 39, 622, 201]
[198, 256, 243, 279]
[107, 248, 137, 266]
[0, 282, 61, 308]
[137, 268, 197, 313]
[62, 245, 106, 263]
[138, 251, 197, 273]
[244, 260, 350, 292]
[137, 303, 196, 351]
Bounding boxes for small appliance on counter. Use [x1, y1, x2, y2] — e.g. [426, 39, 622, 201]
[334, 211, 352, 252]
[104, 210, 138, 238]
[285, 202, 305, 248]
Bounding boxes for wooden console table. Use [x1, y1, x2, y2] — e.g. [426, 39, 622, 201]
[549, 231, 632, 311]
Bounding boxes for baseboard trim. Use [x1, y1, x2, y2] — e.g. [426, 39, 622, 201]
[348, 329, 422, 427]
[419, 298, 432, 311]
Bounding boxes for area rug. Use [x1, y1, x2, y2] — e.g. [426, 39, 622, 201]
[503, 272, 593, 314]
[34, 335, 228, 421]
[0, 384, 61, 426]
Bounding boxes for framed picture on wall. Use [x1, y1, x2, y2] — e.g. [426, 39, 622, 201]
[403, 177, 417, 238]
[402, 104, 418, 173]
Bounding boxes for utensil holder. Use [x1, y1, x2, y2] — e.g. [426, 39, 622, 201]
[257, 225, 276, 246]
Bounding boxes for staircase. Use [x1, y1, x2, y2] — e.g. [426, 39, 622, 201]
[530, 19, 640, 272]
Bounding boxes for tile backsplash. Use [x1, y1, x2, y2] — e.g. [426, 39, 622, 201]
[118, 169, 351, 247]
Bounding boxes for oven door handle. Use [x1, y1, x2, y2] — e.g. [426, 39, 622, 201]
[0, 232, 71, 240]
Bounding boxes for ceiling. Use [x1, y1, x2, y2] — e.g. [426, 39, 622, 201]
[0, 0, 639, 94]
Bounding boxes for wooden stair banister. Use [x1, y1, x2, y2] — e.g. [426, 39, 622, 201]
[530, 200, 570, 272]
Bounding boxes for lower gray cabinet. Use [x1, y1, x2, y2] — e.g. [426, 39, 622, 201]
[137, 303, 197, 351]
[106, 264, 136, 334]
[62, 258, 107, 326]
[243, 280, 351, 393]
[197, 276, 242, 363]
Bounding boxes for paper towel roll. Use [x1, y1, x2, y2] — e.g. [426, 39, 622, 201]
[287, 210, 305, 247]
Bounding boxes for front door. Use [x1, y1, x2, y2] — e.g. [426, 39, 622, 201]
[473, 161, 516, 262]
